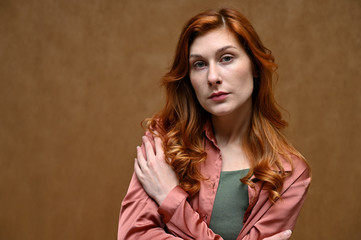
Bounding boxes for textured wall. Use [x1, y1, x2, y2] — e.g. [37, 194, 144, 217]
[0, 0, 360, 239]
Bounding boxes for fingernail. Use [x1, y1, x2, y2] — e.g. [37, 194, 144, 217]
[283, 230, 292, 237]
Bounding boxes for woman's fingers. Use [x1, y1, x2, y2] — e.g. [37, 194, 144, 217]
[134, 158, 142, 177]
[142, 136, 155, 162]
[134, 132, 179, 205]
[136, 146, 147, 171]
[154, 136, 164, 157]
[137, 131, 165, 170]
[146, 130, 154, 140]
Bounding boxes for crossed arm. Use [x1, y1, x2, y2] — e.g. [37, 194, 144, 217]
[118, 133, 307, 240]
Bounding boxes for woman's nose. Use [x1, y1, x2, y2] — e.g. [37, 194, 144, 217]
[207, 63, 222, 86]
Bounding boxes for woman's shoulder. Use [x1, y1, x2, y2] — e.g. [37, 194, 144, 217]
[280, 152, 310, 176]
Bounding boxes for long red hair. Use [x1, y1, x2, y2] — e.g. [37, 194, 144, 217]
[144, 8, 307, 202]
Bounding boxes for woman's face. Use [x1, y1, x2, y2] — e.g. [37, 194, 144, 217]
[189, 27, 254, 117]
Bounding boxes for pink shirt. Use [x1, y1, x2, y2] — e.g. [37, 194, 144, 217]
[118, 124, 311, 240]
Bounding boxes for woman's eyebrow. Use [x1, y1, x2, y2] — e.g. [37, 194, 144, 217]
[189, 45, 237, 59]
[216, 45, 237, 54]
[189, 53, 202, 59]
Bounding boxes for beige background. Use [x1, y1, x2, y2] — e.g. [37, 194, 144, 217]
[0, 0, 360, 239]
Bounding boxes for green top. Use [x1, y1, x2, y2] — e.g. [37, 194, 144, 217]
[209, 169, 249, 240]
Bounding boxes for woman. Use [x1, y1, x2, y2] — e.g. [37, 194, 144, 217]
[118, 8, 311, 240]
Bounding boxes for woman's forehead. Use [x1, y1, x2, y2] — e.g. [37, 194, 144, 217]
[189, 28, 241, 56]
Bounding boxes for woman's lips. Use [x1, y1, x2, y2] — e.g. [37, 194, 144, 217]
[209, 91, 229, 101]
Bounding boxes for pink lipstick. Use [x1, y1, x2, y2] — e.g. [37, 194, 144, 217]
[209, 91, 229, 101]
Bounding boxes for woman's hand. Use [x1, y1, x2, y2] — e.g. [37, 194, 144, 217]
[263, 230, 292, 240]
[134, 133, 179, 206]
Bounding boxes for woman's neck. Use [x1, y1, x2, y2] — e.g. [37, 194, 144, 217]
[211, 101, 252, 147]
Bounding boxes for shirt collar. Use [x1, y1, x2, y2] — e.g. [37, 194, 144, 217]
[203, 119, 219, 149]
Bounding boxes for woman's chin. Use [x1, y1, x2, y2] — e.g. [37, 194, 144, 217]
[209, 109, 234, 118]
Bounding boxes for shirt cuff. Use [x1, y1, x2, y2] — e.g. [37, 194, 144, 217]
[158, 186, 189, 223]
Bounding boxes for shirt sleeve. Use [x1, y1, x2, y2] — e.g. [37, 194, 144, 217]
[158, 159, 311, 240]
[158, 186, 224, 240]
[240, 161, 311, 240]
[117, 173, 183, 240]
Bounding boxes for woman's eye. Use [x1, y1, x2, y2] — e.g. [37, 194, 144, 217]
[220, 55, 233, 63]
[193, 61, 206, 69]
